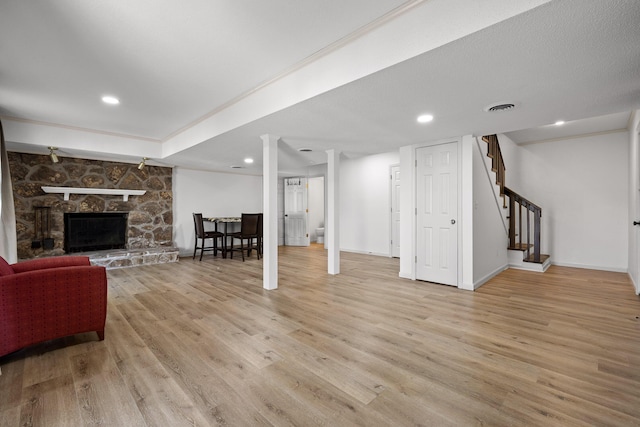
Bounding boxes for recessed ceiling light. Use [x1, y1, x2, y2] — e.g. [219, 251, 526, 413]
[102, 95, 120, 105]
[417, 114, 434, 123]
[555, 120, 565, 126]
[244, 158, 254, 164]
[298, 148, 313, 152]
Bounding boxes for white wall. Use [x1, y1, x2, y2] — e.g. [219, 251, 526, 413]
[499, 132, 629, 272]
[399, 145, 414, 279]
[340, 152, 399, 256]
[628, 110, 640, 294]
[472, 137, 509, 287]
[173, 167, 262, 256]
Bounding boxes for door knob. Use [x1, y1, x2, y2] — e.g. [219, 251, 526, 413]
[634, 221, 640, 226]
[451, 219, 456, 225]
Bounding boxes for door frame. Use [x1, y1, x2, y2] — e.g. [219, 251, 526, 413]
[389, 164, 400, 258]
[400, 136, 472, 289]
[634, 115, 640, 295]
[284, 176, 310, 246]
[308, 175, 326, 246]
[415, 142, 459, 286]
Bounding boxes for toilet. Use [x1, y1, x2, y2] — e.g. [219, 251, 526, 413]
[315, 227, 325, 244]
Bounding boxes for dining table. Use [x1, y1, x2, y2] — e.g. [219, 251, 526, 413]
[204, 216, 241, 258]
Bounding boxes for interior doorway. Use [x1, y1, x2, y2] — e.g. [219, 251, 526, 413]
[284, 177, 309, 246]
[308, 176, 325, 246]
[415, 142, 458, 286]
[390, 164, 400, 258]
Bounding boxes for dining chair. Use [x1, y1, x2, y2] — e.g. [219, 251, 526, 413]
[228, 213, 260, 261]
[256, 213, 263, 258]
[192, 213, 224, 261]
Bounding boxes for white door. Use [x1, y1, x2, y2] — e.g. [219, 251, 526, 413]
[416, 143, 458, 286]
[284, 177, 309, 246]
[390, 165, 401, 258]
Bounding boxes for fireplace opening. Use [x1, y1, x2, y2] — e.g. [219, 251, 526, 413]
[64, 212, 128, 253]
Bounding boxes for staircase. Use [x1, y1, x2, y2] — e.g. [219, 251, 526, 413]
[483, 135, 551, 272]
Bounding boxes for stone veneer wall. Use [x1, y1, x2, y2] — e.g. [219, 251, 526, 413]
[9, 152, 173, 260]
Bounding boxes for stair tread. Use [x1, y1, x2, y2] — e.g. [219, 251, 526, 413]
[508, 243, 533, 251]
[524, 254, 550, 264]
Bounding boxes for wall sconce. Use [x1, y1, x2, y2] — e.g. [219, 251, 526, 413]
[137, 157, 148, 170]
[48, 147, 59, 163]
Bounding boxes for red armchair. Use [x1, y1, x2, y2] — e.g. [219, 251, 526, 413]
[0, 255, 107, 358]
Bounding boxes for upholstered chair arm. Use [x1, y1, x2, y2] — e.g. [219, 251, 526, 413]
[0, 265, 107, 357]
[11, 256, 91, 274]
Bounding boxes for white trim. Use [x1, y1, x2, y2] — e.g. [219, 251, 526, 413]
[473, 264, 508, 290]
[398, 271, 412, 279]
[389, 163, 400, 258]
[1, 115, 161, 143]
[551, 261, 627, 273]
[41, 186, 145, 201]
[516, 128, 628, 146]
[340, 248, 390, 258]
[627, 272, 639, 295]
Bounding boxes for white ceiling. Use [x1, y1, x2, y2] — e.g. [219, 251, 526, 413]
[1, 0, 639, 175]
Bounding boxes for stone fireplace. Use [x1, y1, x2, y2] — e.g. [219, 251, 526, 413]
[8, 152, 174, 261]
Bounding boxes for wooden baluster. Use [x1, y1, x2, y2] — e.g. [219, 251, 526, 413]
[499, 157, 505, 206]
[518, 201, 522, 251]
[527, 207, 531, 259]
[509, 194, 516, 249]
[534, 209, 541, 263]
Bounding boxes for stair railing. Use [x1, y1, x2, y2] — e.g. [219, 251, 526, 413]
[483, 134, 506, 207]
[504, 187, 542, 263]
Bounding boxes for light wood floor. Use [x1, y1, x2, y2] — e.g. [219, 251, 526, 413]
[1, 245, 639, 426]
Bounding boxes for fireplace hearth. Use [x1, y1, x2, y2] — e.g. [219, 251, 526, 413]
[64, 212, 128, 253]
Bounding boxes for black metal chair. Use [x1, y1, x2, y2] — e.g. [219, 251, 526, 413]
[192, 213, 224, 261]
[228, 213, 261, 261]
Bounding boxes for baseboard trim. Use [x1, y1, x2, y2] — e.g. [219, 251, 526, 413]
[473, 264, 508, 290]
[398, 271, 413, 280]
[340, 248, 390, 257]
[627, 271, 640, 295]
[551, 261, 627, 273]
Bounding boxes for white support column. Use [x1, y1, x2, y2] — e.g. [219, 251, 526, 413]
[460, 135, 474, 291]
[326, 149, 340, 275]
[262, 134, 279, 290]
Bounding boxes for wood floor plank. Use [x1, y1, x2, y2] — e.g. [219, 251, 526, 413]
[1, 245, 639, 426]
[194, 314, 284, 370]
[116, 359, 212, 427]
[69, 346, 147, 426]
[0, 357, 24, 412]
[19, 374, 84, 427]
[262, 358, 395, 426]
[255, 330, 381, 405]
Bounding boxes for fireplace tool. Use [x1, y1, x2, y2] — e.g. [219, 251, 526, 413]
[32, 206, 54, 250]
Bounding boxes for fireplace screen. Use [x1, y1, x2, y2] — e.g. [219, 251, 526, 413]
[64, 212, 128, 253]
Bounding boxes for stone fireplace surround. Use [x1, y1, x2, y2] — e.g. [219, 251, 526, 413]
[9, 152, 177, 267]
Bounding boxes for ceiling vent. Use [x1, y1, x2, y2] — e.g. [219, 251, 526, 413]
[484, 103, 516, 112]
